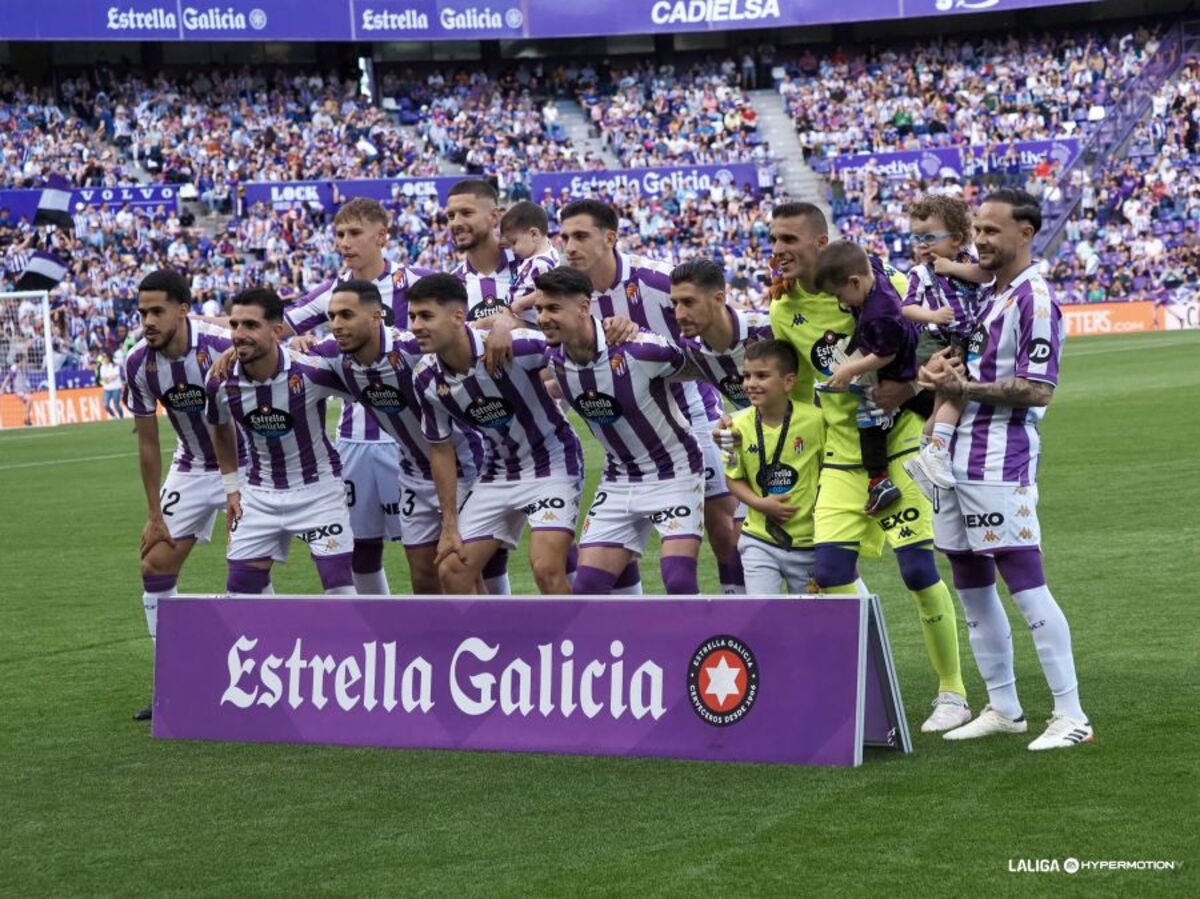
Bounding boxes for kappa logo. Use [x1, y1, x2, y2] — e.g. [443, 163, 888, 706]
[898, 526, 916, 538]
[983, 530, 1000, 543]
[687, 635, 758, 727]
[520, 496, 567, 516]
[297, 523, 344, 544]
[1018, 527, 1035, 540]
[791, 312, 807, 326]
[1014, 485, 1029, 495]
[436, 382, 451, 397]
[1017, 505, 1032, 518]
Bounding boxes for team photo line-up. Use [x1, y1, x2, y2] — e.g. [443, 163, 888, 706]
[126, 177, 1092, 751]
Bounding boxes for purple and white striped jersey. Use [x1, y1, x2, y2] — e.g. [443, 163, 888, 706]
[510, 250, 560, 322]
[902, 251, 981, 339]
[453, 249, 523, 324]
[285, 262, 433, 443]
[951, 265, 1064, 486]
[124, 319, 238, 473]
[310, 326, 487, 481]
[683, 307, 773, 410]
[547, 323, 702, 485]
[589, 251, 722, 428]
[414, 327, 584, 483]
[206, 348, 350, 490]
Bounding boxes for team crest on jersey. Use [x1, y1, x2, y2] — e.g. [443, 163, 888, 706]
[687, 635, 759, 727]
[609, 352, 627, 377]
[196, 349, 211, 369]
[436, 382, 451, 397]
[792, 435, 805, 454]
[624, 282, 640, 303]
[392, 269, 409, 289]
[288, 373, 304, 395]
[388, 350, 402, 368]
[1035, 306, 1051, 320]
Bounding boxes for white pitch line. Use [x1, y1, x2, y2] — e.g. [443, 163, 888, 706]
[0, 448, 169, 472]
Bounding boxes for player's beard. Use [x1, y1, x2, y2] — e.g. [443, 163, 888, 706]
[453, 227, 489, 252]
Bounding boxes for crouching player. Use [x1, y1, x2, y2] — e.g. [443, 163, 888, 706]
[722, 341, 825, 594]
[206, 287, 356, 596]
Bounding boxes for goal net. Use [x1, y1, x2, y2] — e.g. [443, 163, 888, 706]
[0, 291, 58, 428]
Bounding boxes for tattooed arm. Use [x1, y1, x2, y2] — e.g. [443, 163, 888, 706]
[924, 363, 1054, 408]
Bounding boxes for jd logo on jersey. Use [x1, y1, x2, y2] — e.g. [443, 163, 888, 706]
[362, 383, 408, 415]
[245, 405, 294, 438]
[163, 383, 206, 414]
[1027, 338, 1052, 364]
[465, 396, 514, 429]
[573, 389, 623, 425]
[687, 635, 759, 727]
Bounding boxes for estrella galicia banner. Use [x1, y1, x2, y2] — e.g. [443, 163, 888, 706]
[530, 164, 760, 200]
[0, 0, 1101, 41]
[154, 594, 911, 766]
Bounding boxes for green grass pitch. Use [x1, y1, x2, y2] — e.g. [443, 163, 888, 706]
[1, 331, 1196, 895]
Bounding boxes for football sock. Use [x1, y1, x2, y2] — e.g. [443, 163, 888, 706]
[140, 573, 178, 641]
[227, 561, 271, 595]
[611, 560, 643, 595]
[314, 553, 355, 594]
[351, 540, 389, 595]
[910, 580, 968, 698]
[572, 565, 618, 595]
[717, 557, 746, 594]
[932, 422, 955, 444]
[956, 584, 1022, 720]
[660, 556, 699, 595]
[566, 544, 579, 589]
[352, 569, 390, 595]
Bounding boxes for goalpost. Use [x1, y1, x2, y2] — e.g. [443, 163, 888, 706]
[0, 291, 58, 428]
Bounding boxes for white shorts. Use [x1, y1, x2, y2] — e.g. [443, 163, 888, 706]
[581, 476, 705, 555]
[228, 481, 354, 563]
[738, 534, 816, 596]
[932, 481, 1042, 556]
[160, 468, 225, 545]
[339, 439, 402, 542]
[398, 471, 474, 549]
[458, 477, 582, 550]
[697, 431, 731, 501]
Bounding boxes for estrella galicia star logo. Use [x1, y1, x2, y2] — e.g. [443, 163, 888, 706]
[687, 635, 758, 727]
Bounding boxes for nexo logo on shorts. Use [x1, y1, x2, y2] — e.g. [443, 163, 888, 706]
[687, 635, 759, 727]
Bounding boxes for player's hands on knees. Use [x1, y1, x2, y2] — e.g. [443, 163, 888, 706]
[435, 528, 466, 567]
[759, 496, 797, 523]
[225, 492, 242, 533]
[210, 347, 237, 381]
[482, 314, 516, 375]
[140, 514, 176, 558]
[601, 315, 638, 345]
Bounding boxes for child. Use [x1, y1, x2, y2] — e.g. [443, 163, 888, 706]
[722, 340, 825, 595]
[813, 241, 921, 515]
[900, 195, 989, 490]
[499, 200, 559, 322]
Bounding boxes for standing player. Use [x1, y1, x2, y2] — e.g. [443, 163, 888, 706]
[312, 280, 488, 594]
[559, 200, 744, 595]
[768, 202, 970, 734]
[446, 178, 524, 594]
[535, 266, 706, 594]
[409, 274, 584, 595]
[123, 269, 237, 721]
[1, 352, 33, 426]
[207, 288, 356, 596]
[921, 189, 1093, 750]
[283, 197, 432, 595]
[667, 258, 772, 409]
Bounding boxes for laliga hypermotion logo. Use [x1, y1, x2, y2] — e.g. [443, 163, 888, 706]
[687, 635, 758, 726]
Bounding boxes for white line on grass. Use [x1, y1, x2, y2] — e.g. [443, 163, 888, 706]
[0, 448, 169, 471]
